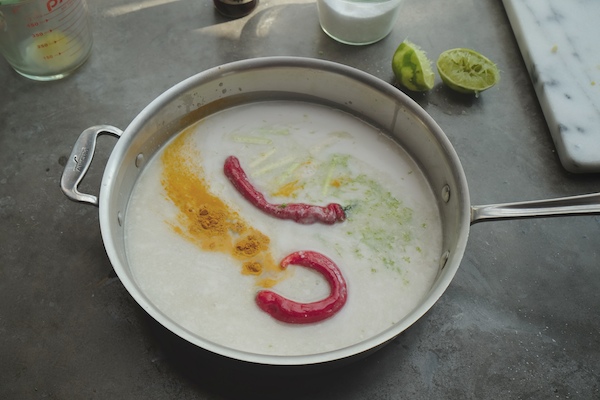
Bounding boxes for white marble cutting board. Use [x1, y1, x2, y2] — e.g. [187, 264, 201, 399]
[503, 0, 600, 173]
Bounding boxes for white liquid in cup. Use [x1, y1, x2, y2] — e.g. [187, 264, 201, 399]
[317, 0, 403, 45]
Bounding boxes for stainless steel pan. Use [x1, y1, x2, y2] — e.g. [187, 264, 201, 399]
[61, 57, 600, 366]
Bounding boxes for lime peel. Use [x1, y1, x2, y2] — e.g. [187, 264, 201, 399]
[436, 48, 500, 95]
[392, 40, 435, 92]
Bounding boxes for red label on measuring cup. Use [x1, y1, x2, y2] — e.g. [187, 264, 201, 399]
[46, 0, 63, 12]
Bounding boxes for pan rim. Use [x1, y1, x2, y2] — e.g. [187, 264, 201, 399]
[99, 56, 471, 366]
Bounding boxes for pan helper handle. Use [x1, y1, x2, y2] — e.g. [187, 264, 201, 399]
[61, 125, 123, 206]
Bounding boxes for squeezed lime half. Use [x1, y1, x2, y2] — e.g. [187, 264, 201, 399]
[436, 48, 500, 94]
[392, 40, 435, 92]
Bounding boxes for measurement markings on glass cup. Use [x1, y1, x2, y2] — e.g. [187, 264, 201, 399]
[29, 0, 90, 59]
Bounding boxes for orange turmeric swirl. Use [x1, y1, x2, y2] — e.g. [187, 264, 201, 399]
[160, 126, 284, 288]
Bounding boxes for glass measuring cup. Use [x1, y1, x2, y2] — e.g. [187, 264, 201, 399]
[0, 0, 92, 81]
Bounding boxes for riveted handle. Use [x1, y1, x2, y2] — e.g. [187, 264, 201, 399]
[60, 125, 123, 206]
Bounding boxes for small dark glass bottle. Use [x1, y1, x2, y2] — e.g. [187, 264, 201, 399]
[213, 0, 258, 18]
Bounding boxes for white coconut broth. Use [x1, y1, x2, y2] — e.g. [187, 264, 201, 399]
[125, 101, 442, 356]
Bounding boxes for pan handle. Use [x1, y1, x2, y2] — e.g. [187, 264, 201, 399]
[61, 125, 123, 207]
[470, 192, 600, 224]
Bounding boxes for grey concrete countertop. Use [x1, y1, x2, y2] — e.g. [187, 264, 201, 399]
[1, 0, 599, 399]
